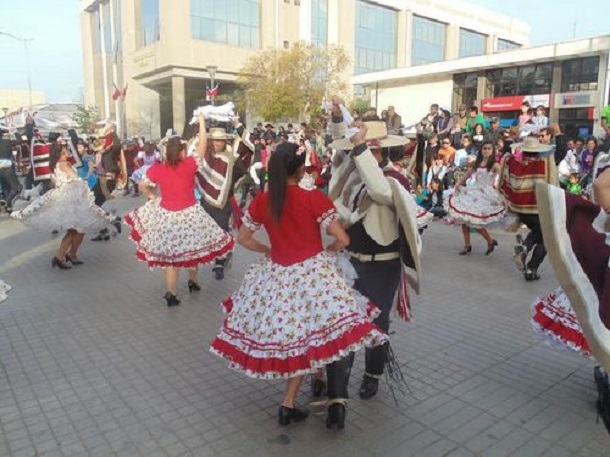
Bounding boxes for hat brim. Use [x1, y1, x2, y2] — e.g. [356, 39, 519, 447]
[207, 135, 234, 141]
[511, 143, 553, 154]
[329, 135, 407, 151]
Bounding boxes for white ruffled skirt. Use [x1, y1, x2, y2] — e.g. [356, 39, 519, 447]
[11, 179, 115, 234]
[125, 201, 234, 269]
[210, 251, 387, 379]
[444, 185, 505, 227]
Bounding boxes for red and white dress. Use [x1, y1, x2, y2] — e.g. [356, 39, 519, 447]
[125, 156, 234, 269]
[210, 185, 386, 379]
[444, 168, 505, 227]
[531, 287, 591, 357]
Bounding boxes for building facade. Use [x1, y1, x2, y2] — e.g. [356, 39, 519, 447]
[0, 89, 47, 114]
[352, 35, 610, 138]
[79, 0, 528, 138]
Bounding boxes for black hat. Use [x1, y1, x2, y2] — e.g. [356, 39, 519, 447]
[265, 124, 274, 129]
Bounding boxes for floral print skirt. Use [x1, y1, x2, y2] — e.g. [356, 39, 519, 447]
[531, 287, 591, 357]
[443, 185, 505, 227]
[210, 251, 387, 379]
[125, 201, 234, 269]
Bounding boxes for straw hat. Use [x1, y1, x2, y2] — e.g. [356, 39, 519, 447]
[513, 136, 553, 154]
[208, 127, 233, 141]
[329, 121, 407, 150]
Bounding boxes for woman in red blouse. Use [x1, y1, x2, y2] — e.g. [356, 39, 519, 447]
[210, 142, 386, 429]
[125, 114, 234, 307]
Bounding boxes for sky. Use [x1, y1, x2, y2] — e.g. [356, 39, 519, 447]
[0, 0, 609, 104]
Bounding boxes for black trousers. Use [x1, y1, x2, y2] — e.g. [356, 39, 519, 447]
[93, 178, 116, 207]
[352, 258, 402, 376]
[518, 213, 546, 271]
[0, 166, 21, 205]
[325, 257, 401, 400]
[201, 199, 232, 267]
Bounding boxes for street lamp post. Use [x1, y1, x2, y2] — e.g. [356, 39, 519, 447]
[207, 65, 218, 106]
[0, 31, 34, 108]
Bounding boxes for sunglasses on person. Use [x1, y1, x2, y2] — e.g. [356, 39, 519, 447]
[442, 141, 451, 145]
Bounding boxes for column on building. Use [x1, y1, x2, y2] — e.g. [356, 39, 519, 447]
[172, 76, 186, 136]
[404, 11, 414, 67]
[445, 24, 460, 61]
[396, 10, 407, 68]
[550, 63, 563, 124]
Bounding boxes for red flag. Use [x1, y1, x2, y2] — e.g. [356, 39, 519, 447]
[206, 84, 219, 98]
[121, 84, 128, 100]
[111, 83, 121, 101]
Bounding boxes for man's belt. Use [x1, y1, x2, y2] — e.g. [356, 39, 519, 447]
[348, 251, 400, 262]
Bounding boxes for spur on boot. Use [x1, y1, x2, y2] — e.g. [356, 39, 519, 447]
[65, 254, 84, 265]
[52, 257, 72, 270]
[326, 399, 347, 430]
[359, 375, 379, 400]
[187, 280, 201, 292]
[459, 246, 472, 256]
[278, 405, 309, 426]
[485, 239, 498, 256]
[164, 292, 181, 307]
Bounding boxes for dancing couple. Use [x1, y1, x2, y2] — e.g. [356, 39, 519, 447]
[211, 120, 422, 429]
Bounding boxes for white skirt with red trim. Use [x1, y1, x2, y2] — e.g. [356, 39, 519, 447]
[125, 200, 234, 269]
[210, 251, 387, 379]
[531, 287, 591, 357]
[444, 185, 505, 227]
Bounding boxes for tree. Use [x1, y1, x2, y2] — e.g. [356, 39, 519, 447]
[237, 42, 350, 123]
[73, 104, 100, 134]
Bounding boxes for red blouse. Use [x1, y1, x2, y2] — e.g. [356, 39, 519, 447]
[245, 186, 337, 266]
[146, 156, 198, 211]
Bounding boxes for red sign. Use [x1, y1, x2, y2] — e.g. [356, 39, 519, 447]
[481, 94, 550, 112]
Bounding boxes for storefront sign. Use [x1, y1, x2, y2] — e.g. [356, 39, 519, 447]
[481, 94, 550, 112]
[555, 91, 596, 108]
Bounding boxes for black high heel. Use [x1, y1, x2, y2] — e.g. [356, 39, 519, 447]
[459, 246, 472, 255]
[311, 377, 326, 397]
[326, 399, 347, 430]
[485, 239, 498, 256]
[164, 292, 181, 307]
[65, 254, 84, 265]
[278, 405, 309, 426]
[187, 280, 201, 292]
[51, 257, 71, 270]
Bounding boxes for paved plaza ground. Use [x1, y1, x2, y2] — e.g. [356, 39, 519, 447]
[0, 196, 609, 457]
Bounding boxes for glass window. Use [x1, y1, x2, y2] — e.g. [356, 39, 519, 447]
[139, 0, 159, 48]
[354, 0, 397, 75]
[497, 39, 520, 52]
[311, 0, 328, 47]
[191, 0, 260, 49]
[453, 72, 478, 110]
[561, 56, 600, 92]
[91, 10, 101, 54]
[412, 16, 446, 66]
[486, 63, 553, 97]
[459, 29, 486, 58]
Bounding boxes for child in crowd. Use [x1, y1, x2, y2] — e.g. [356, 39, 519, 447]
[422, 177, 446, 218]
[532, 106, 549, 127]
[566, 173, 583, 196]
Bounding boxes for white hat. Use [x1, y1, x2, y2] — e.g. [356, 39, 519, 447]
[328, 121, 407, 150]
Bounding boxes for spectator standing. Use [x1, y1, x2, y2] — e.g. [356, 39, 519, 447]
[466, 106, 485, 134]
[532, 106, 549, 127]
[485, 117, 502, 144]
[385, 106, 402, 135]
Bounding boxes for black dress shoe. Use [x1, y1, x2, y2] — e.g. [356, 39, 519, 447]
[51, 257, 71, 270]
[278, 405, 309, 426]
[187, 280, 201, 292]
[459, 246, 472, 255]
[485, 239, 498, 256]
[524, 268, 540, 281]
[359, 375, 379, 400]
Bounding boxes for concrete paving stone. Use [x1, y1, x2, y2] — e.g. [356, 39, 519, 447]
[480, 426, 534, 457]
[463, 420, 517, 454]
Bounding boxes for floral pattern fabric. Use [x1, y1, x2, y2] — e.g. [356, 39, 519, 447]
[125, 200, 234, 269]
[531, 287, 591, 357]
[444, 169, 505, 227]
[0, 280, 11, 303]
[210, 251, 387, 379]
[11, 167, 115, 234]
